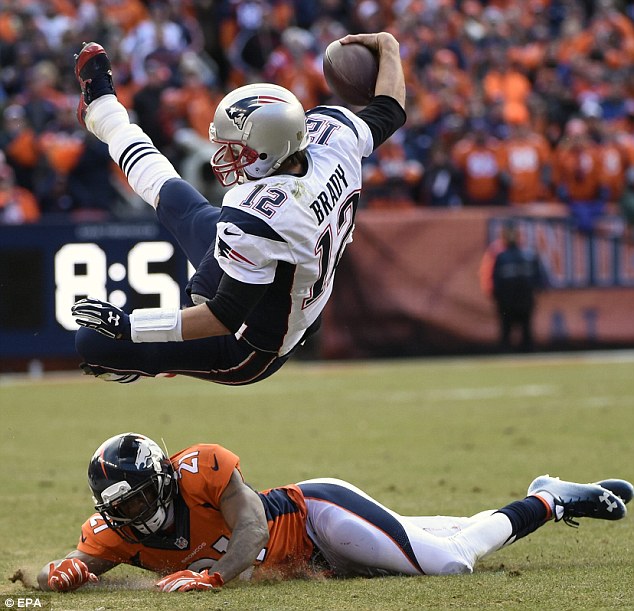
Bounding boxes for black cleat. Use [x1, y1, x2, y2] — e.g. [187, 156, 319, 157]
[594, 479, 633, 505]
[80, 362, 140, 384]
[74, 42, 116, 126]
[528, 475, 627, 527]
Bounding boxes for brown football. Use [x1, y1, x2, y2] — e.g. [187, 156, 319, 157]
[323, 41, 379, 106]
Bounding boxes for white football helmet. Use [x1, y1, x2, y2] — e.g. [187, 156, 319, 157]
[209, 83, 308, 186]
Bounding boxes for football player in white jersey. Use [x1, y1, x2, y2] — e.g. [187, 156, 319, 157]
[70, 33, 406, 384]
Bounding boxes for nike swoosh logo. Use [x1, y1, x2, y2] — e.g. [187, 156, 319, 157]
[81, 534, 87, 543]
[211, 454, 219, 471]
[223, 227, 240, 236]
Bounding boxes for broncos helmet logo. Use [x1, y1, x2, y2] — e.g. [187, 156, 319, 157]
[225, 95, 286, 129]
[134, 438, 162, 471]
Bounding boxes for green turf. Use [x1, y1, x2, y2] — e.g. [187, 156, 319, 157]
[1, 354, 633, 610]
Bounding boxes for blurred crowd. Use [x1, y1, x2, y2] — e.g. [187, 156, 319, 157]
[1, 0, 634, 232]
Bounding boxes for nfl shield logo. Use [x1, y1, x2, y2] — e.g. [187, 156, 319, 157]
[174, 537, 188, 550]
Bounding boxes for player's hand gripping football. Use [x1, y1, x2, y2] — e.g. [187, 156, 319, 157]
[71, 298, 131, 340]
[156, 569, 224, 592]
[47, 558, 99, 592]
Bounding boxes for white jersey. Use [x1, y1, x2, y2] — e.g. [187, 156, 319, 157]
[214, 105, 374, 355]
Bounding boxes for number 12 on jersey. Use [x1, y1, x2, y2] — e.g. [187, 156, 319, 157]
[303, 191, 359, 309]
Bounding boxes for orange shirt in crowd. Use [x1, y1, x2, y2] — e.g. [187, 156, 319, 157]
[452, 135, 506, 203]
[161, 81, 223, 139]
[102, 0, 149, 33]
[363, 139, 422, 208]
[266, 51, 330, 110]
[552, 142, 603, 202]
[5, 129, 39, 168]
[483, 67, 531, 105]
[39, 132, 85, 175]
[598, 139, 633, 201]
[0, 184, 40, 223]
[503, 131, 552, 204]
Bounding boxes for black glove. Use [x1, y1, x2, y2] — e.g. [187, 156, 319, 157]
[71, 298, 131, 340]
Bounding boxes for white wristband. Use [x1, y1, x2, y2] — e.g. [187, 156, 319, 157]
[130, 308, 183, 343]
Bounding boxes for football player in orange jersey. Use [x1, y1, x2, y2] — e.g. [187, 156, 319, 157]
[38, 433, 631, 593]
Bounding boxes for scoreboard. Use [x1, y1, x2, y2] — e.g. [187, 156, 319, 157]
[0, 221, 192, 359]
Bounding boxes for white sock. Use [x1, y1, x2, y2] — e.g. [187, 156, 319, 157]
[83, 95, 180, 209]
[530, 490, 556, 516]
[84, 95, 129, 142]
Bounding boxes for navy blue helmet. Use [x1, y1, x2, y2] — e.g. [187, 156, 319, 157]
[88, 433, 176, 543]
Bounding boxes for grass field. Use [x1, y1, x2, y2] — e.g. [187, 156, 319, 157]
[1, 352, 633, 610]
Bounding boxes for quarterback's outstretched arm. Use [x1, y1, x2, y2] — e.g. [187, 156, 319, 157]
[71, 271, 270, 342]
[338, 32, 407, 150]
[339, 32, 406, 109]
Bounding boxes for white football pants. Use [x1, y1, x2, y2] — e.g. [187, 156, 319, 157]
[297, 478, 513, 577]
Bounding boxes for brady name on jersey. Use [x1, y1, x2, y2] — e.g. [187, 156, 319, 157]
[214, 106, 372, 356]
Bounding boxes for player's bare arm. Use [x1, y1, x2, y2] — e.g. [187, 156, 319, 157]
[339, 32, 406, 109]
[72, 272, 269, 342]
[155, 468, 269, 592]
[212, 469, 270, 582]
[180, 303, 230, 340]
[37, 550, 116, 591]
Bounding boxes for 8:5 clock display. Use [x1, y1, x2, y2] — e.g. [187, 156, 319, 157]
[0, 221, 192, 360]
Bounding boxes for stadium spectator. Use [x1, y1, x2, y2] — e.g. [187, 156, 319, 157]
[415, 144, 462, 207]
[263, 27, 331, 110]
[501, 102, 552, 205]
[100, 0, 149, 35]
[66, 132, 121, 222]
[37, 99, 87, 215]
[362, 132, 423, 208]
[225, 0, 282, 84]
[597, 125, 633, 203]
[0, 159, 40, 224]
[483, 52, 532, 110]
[132, 58, 175, 162]
[162, 54, 227, 202]
[409, 48, 471, 143]
[0, 104, 39, 192]
[119, 0, 190, 84]
[2, 0, 634, 222]
[552, 117, 606, 233]
[20, 60, 66, 133]
[452, 121, 508, 206]
[37, 432, 631, 592]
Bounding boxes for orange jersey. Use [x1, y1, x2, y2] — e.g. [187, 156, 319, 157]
[503, 134, 552, 203]
[39, 132, 85, 175]
[552, 143, 602, 201]
[599, 141, 631, 201]
[452, 137, 505, 202]
[77, 444, 313, 576]
[0, 186, 40, 223]
[483, 69, 531, 105]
